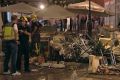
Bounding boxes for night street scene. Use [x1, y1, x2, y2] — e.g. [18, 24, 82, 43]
[1, 0, 120, 80]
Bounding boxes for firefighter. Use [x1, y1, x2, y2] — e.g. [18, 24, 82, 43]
[16, 16, 31, 72]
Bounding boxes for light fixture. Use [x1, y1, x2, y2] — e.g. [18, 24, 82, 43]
[39, 4, 45, 10]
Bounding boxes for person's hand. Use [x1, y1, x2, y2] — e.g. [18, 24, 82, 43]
[16, 40, 20, 45]
[24, 31, 31, 36]
[19, 30, 24, 33]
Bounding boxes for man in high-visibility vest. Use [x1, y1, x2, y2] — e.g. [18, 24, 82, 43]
[3, 15, 21, 76]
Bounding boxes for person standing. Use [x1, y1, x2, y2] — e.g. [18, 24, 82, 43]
[16, 17, 31, 72]
[3, 15, 20, 75]
[31, 20, 41, 56]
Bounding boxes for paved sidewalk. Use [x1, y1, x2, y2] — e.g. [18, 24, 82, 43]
[0, 63, 120, 80]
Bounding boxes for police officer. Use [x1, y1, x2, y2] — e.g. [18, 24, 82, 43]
[3, 15, 21, 76]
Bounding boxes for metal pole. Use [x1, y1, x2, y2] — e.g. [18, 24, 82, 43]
[88, 0, 91, 21]
[115, 0, 117, 28]
[87, 0, 92, 38]
[109, 0, 110, 25]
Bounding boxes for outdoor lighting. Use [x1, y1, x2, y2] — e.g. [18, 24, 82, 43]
[39, 4, 45, 10]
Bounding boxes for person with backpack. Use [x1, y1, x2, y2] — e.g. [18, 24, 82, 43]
[2, 15, 21, 76]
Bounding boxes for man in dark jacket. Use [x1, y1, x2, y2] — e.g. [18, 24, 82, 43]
[17, 18, 31, 72]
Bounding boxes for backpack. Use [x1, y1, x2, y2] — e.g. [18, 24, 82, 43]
[2, 23, 15, 40]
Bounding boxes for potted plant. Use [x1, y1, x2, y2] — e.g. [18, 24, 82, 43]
[89, 40, 110, 73]
[91, 41, 105, 56]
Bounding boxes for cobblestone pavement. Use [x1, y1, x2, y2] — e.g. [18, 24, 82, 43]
[0, 63, 120, 80]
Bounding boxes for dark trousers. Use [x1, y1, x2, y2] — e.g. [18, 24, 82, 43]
[3, 40, 18, 73]
[16, 42, 30, 71]
[53, 48, 61, 64]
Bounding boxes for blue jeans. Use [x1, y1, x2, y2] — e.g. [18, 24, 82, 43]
[3, 40, 18, 73]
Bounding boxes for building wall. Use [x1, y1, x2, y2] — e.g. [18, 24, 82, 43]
[91, 0, 104, 6]
[91, 0, 120, 27]
[104, 0, 120, 27]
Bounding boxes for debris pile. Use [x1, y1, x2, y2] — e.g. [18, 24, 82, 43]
[97, 65, 120, 75]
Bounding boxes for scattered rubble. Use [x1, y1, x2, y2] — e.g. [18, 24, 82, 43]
[96, 65, 120, 75]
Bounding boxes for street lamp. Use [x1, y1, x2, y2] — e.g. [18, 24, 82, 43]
[87, 0, 92, 38]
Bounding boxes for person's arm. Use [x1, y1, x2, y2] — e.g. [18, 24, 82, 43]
[25, 26, 31, 36]
[13, 24, 19, 41]
[23, 31, 31, 36]
[20, 26, 31, 36]
[32, 26, 37, 35]
[25, 26, 31, 43]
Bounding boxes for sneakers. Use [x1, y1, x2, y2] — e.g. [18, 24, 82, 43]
[11, 71, 21, 76]
[3, 71, 21, 76]
[3, 71, 10, 75]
